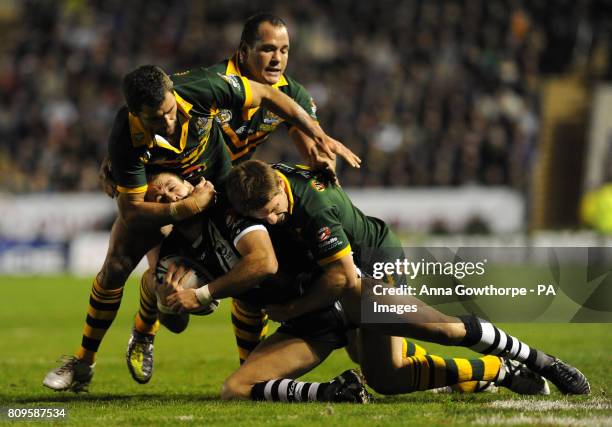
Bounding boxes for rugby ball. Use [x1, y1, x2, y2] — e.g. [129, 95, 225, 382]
[155, 255, 220, 316]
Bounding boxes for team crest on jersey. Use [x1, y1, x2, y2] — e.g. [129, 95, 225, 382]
[218, 73, 242, 91]
[218, 109, 232, 124]
[259, 110, 282, 132]
[263, 110, 282, 125]
[317, 226, 331, 241]
[138, 149, 152, 164]
[311, 180, 326, 192]
[195, 117, 211, 138]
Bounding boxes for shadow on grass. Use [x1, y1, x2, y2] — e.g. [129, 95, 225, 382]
[3, 392, 220, 404]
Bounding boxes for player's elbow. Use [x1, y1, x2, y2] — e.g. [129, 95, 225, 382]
[261, 254, 278, 276]
[251, 250, 278, 277]
[328, 270, 356, 292]
[117, 197, 141, 226]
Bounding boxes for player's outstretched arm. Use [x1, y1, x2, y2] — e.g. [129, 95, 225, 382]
[265, 254, 357, 321]
[289, 127, 361, 170]
[248, 80, 337, 160]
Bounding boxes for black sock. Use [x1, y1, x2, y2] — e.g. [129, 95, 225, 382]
[251, 379, 332, 402]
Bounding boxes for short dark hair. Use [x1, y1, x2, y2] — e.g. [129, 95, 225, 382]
[122, 65, 173, 114]
[225, 160, 279, 215]
[240, 13, 287, 48]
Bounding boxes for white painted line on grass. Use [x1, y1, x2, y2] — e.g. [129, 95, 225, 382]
[487, 398, 612, 411]
[474, 414, 612, 426]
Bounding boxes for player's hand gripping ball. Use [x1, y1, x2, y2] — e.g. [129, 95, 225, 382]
[155, 255, 220, 316]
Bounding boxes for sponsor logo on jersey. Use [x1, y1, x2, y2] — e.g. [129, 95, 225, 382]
[311, 180, 326, 192]
[317, 226, 331, 241]
[274, 164, 295, 174]
[218, 73, 242, 91]
[218, 110, 232, 124]
[317, 236, 344, 252]
[138, 149, 152, 164]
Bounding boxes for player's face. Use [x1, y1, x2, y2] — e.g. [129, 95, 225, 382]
[241, 22, 289, 85]
[251, 190, 289, 225]
[146, 174, 193, 203]
[138, 91, 178, 137]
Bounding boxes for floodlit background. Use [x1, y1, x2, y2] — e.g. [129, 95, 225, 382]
[0, 3, 610, 425]
[0, 0, 611, 272]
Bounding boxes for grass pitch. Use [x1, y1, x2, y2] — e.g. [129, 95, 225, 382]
[0, 275, 610, 426]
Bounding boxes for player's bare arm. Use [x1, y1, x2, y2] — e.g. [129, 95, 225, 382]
[289, 126, 361, 170]
[266, 254, 357, 321]
[166, 229, 278, 312]
[248, 80, 337, 159]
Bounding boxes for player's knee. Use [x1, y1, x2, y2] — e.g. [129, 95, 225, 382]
[431, 322, 465, 345]
[362, 371, 401, 395]
[101, 255, 136, 287]
[220, 376, 252, 401]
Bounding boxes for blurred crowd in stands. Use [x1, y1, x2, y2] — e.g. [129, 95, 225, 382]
[0, 0, 610, 193]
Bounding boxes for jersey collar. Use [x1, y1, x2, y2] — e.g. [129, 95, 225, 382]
[128, 91, 192, 153]
[226, 54, 288, 88]
[275, 171, 294, 215]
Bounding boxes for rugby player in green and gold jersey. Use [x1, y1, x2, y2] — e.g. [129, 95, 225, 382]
[223, 160, 591, 397]
[207, 13, 360, 168]
[43, 63, 347, 393]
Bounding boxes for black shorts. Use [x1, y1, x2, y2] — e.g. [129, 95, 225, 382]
[276, 302, 352, 349]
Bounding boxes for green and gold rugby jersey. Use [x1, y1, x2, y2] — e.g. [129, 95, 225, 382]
[206, 56, 317, 163]
[108, 68, 254, 194]
[270, 164, 404, 274]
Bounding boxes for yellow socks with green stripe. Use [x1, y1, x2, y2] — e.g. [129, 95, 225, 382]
[134, 270, 160, 335]
[76, 276, 123, 364]
[402, 353, 502, 391]
[231, 299, 268, 364]
[402, 339, 499, 392]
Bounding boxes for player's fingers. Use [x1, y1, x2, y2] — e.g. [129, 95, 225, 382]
[193, 178, 207, 191]
[163, 262, 178, 286]
[166, 292, 178, 306]
[177, 268, 195, 288]
[315, 135, 335, 159]
[204, 180, 215, 191]
[337, 144, 361, 168]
